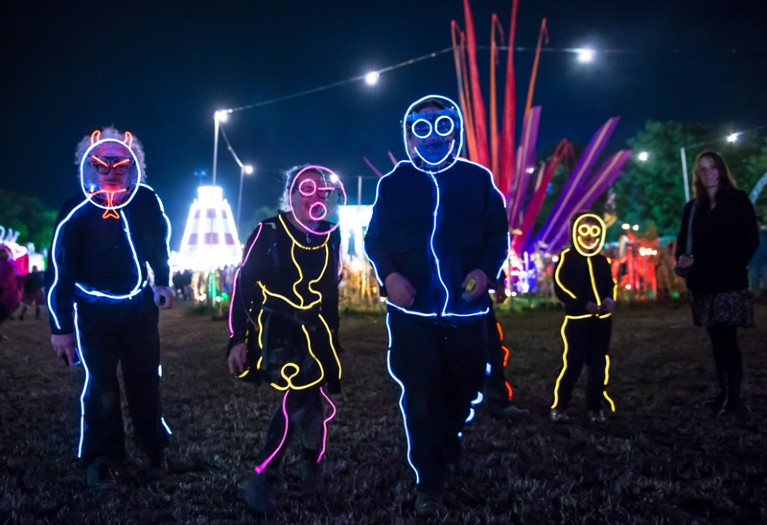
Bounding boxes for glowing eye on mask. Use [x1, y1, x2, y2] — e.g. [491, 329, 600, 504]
[589, 225, 600, 236]
[434, 115, 454, 137]
[411, 119, 432, 139]
[411, 116, 455, 139]
[299, 178, 317, 196]
[577, 224, 591, 236]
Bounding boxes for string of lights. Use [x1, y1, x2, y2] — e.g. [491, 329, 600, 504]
[216, 45, 765, 178]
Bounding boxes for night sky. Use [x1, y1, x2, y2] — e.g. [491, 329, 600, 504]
[2, 1, 765, 249]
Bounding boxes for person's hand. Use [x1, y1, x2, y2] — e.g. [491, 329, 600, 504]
[677, 254, 694, 269]
[461, 269, 488, 301]
[154, 285, 175, 309]
[600, 298, 615, 314]
[384, 272, 416, 308]
[228, 342, 248, 375]
[51, 333, 77, 366]
[585, 301, 600, 315]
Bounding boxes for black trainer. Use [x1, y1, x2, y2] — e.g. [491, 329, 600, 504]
[301, 460, 326, 496]
[415, 491, 447, 518]
[86, 457, 118, 490]
[242, 473, 276, 515]
[144, 451, 168, 481]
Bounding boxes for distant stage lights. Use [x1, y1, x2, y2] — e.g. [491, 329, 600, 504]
[637, 151, 649, 162]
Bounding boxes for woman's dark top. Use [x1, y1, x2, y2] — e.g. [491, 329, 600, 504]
[675, 189, 758, 294]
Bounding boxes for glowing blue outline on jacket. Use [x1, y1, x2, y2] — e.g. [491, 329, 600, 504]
[365, 159, 508, 319]
[465, 391, 485, 423]
[385, 314, 419, 484]
[74, 305, 89, 458]
[48, 184, 172, 330]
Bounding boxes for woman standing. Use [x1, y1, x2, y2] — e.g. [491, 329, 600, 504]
[675, 151, 759, 416]
[227, 165, 345, 515]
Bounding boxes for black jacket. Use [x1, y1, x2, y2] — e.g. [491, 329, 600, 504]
[46, 185, 171, 334]
[554, 248, 616, 317]
[228, 214, 341, 345]
[364, 159, 508, 318]
[675, 189, 758, 294]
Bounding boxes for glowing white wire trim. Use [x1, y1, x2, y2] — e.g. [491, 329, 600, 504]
[386, 315, 419, 484]
[48, 184, 172, 331]
[365, 159, 506, 318]
[74, 305, 88, 458]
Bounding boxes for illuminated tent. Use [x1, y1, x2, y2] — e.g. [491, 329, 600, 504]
[175, 185, 241, 271]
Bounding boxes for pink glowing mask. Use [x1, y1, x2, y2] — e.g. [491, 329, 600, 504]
[288, 165, 346, 235]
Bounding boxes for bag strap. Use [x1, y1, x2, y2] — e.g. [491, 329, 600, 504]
[685, 204, 696, 254]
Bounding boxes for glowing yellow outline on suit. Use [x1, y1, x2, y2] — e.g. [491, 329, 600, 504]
[550, 315, 615, 412]
[551, 215, 617, 411]
[244, 215, 341, 391]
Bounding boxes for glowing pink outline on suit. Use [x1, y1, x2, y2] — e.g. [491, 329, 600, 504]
[317, 387, 336, 463]
[288, 165, 346, 235]
[228, 223, 263, 338]
[255, 389, 291, 474]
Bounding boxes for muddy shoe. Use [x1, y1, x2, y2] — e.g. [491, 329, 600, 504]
[415, 491, 447, 518]
[549, 409, 569, 423]
[301, 461, 326, 496]
[144, 452, 168, 481]
[490, 404, 531, 420]
[718, 399, 748, 419]
[588, 410, 608, 428]
[86, 457, 118, 490]
[701, 393, 726, 413]
[242, 473, 276, 515]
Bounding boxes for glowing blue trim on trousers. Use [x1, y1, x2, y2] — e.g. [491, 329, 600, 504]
[74, 305, 89, 458]
[385, 314, 419, 484]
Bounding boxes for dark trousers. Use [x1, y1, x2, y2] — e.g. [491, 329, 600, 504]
[551, 315, 613, 412]
[705, 325, 742, 403]
[257, 387, 325, 473]
[76, 298, 168, 464]
[387, 312, 486, 494]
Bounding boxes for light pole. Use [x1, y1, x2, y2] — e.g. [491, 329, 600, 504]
[237, 164, 254, 229]
[212, 109, 230, 186]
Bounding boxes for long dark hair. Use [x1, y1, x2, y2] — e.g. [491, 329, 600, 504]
[692, 150, 737, 205]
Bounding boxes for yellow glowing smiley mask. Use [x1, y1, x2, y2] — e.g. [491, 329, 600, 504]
[572, 213, 606, 257]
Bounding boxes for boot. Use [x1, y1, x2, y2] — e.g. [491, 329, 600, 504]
[301, 459, 325, 496]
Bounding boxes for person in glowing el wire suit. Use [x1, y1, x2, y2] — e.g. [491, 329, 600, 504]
[228, 165, 344, 514]
[364, 94, 509, 518]
[46, 127, 175, 488]
[550, 212, 617, 426]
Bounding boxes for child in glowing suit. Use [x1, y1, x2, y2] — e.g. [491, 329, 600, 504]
[550, 212, 617, 426]
[46, 127, 175, 488]
[227, 165, 345, 515]
[364, 95, 508, 518]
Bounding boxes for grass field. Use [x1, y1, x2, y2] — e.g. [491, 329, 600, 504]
[1, 299, 765, 524]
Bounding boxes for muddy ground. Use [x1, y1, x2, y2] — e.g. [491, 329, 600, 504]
[1, 299, 765, 524]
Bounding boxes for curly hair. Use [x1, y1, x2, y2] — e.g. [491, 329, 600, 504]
[73, 126, 147, 179]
